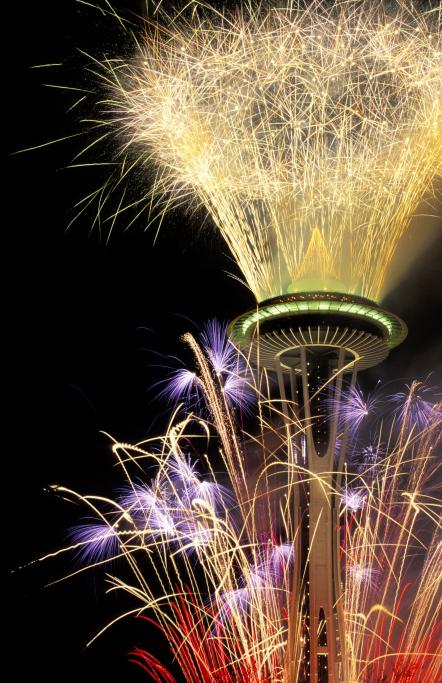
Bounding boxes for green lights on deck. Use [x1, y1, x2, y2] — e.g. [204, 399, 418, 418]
[230, 293, 407, 350]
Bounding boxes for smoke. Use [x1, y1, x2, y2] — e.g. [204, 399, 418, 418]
[381, 181, 442, 301]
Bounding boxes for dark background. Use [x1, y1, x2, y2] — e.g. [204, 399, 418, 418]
[7, 2, 441, 681]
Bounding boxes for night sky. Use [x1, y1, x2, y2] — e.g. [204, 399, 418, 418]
[7, 2, 442, 682]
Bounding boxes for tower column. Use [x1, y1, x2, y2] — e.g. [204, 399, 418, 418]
[298, 346, 347, 683]
[229, 291, 407, 682]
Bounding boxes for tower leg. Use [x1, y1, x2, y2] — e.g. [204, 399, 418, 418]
[286, 347, 349, 681]
[308, 472, 340, 682]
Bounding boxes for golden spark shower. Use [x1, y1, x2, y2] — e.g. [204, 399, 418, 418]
[95, 0, 442, 302]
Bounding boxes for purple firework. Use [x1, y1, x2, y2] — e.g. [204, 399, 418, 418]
[167, 452, 199, 488]
[389, 380, 441, 430]
[165, 453, 234, 517]
[202, 319, 256, 413]
[264, 542, 295, 579]
[347, 563, 381, 588]
[351, 440, 384, 477]
[68, 521, 120, 564]
[158, 320, 255, 415]
[215, 587, 250, 624]
[223, 373, 255, 414]
[329, 384, 380, 435]
[359, 443, 381, 465]
[341, 487, 366, 512]
[119, 483, 177, 537]
[184, 478, 234, 511]
[216, 567, 271, 622]
[176, 509, 214, 551]
[160, 368, 201, 408]
[200, 319, 238, 374]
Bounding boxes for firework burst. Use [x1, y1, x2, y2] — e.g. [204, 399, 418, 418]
[43, 328, 442, 682]
[81, 0, 442, 302]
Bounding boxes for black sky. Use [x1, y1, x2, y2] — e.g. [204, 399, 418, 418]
[7, 2, 441, 682]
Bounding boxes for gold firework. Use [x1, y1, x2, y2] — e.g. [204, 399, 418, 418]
[94, 0, 442, 302]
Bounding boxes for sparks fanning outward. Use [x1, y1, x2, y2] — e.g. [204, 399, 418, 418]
[43, 324, 442, 683]
[84, 0, 442, 301]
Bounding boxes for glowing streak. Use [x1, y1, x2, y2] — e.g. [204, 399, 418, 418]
[43, 360, 441, 681]
[84, 1, 442, 302]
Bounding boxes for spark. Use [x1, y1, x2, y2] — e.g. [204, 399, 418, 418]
[390, 379, 441, 430]
[160, 367, 200, 407]
[347, 563, 381, 588]
[43, 326, 442, 682]
[117, 482, 177, 537]
[85, 1, 442, 302]
[200, 319, 237, 375]
[68, 521, 120, 563]
[341, 487, 366, 512]
[158, 320, 255, 413]
[329, 383, 380, 434]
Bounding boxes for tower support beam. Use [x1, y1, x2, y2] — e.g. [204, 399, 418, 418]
[230, 292, 407, 682]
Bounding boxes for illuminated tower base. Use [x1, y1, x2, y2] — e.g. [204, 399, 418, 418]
[230, 292, 406, 683]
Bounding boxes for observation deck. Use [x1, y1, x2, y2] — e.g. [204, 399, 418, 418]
[229, 291, 407, 371]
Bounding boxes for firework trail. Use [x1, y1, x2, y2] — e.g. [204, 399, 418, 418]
[80, 0, 442, 302]
[43, 324, 441, 682]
